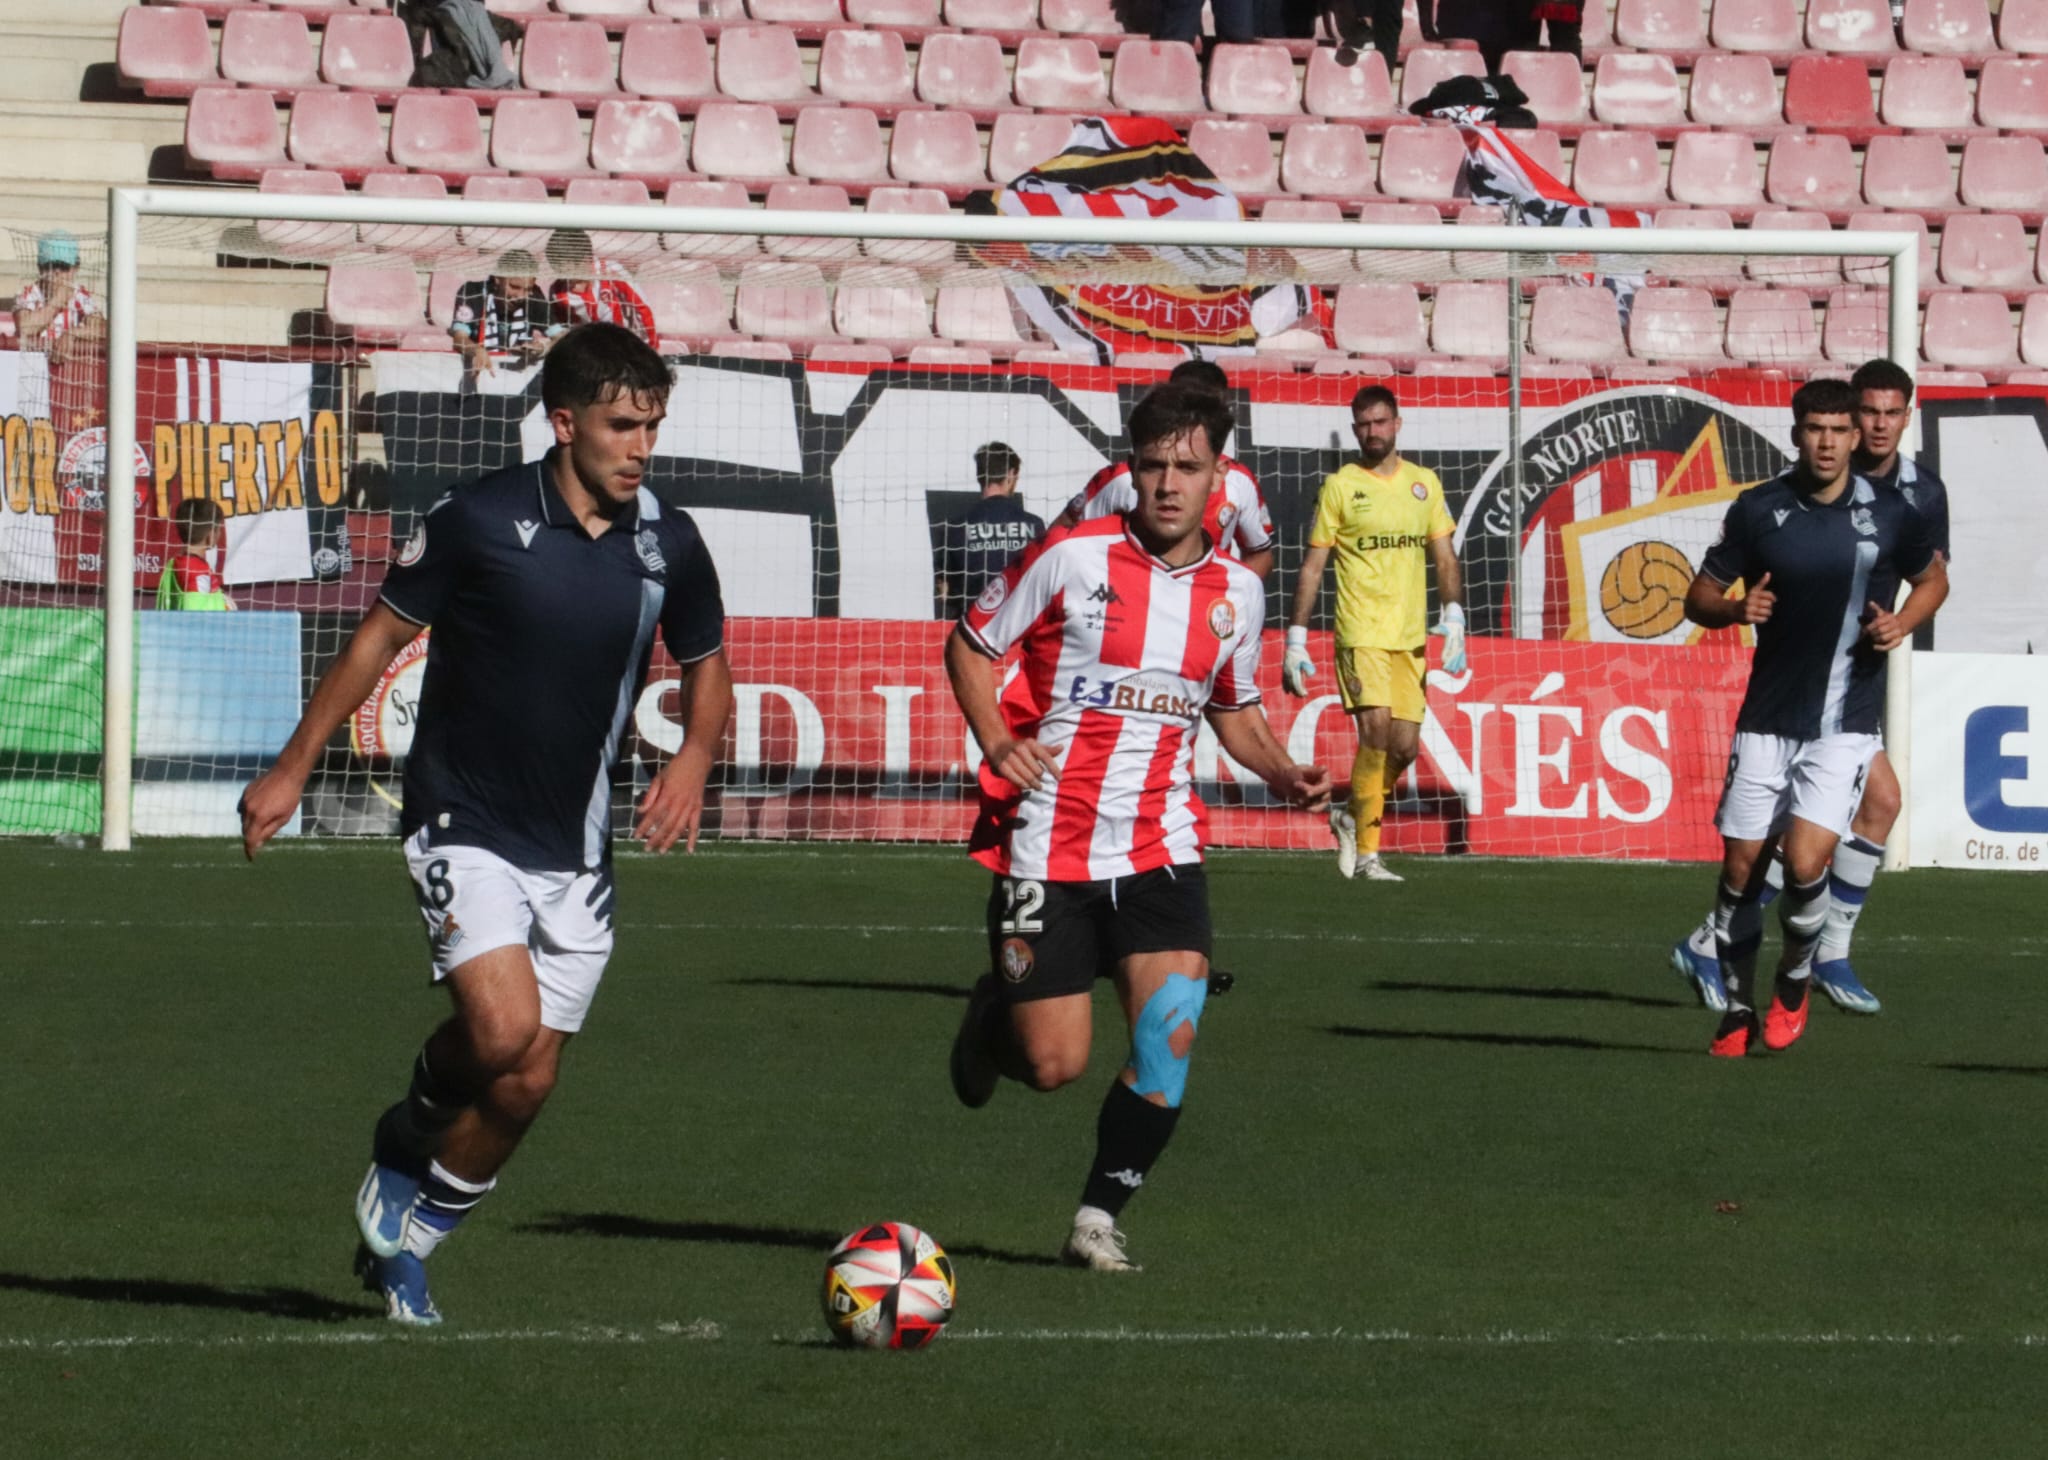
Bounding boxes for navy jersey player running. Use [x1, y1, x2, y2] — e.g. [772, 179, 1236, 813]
[240, 324, 734, 1324]
[1669, 359, 1953, 1018]
[1683, 376, 1947, 1058]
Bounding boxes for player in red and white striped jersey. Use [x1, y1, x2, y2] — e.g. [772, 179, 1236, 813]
[944, 385, 1328, 1274]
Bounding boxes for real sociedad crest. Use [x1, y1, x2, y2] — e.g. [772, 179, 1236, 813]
[635, 529, 666, 576]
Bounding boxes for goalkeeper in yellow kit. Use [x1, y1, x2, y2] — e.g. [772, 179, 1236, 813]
[1282, 386, 1465, 882]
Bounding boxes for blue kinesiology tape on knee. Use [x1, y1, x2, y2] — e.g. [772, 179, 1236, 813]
[1129, 973, 1208, 1109]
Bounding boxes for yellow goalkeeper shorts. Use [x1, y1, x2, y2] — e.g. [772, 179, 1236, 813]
[1335, 646, 1427, 723]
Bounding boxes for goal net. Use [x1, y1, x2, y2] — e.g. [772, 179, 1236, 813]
[6, 188, 1918, 860]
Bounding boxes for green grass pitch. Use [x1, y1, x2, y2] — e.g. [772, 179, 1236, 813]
[2, 838, 2045, 1456]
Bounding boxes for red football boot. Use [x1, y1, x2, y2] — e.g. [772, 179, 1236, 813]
[1709, 1009, 1760, 1058]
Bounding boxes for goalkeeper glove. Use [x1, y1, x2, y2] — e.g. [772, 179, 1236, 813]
[1281, 626, 1316, 697]
[1431, 602, 1467, 675]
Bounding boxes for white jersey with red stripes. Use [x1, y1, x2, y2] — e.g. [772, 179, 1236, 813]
[959, 515, 1267, 883]
[1067, 455, 1275, 561]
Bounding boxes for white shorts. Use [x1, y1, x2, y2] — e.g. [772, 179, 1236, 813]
[403, 828, 615, 1033]
[1715, 731, 1882, 842]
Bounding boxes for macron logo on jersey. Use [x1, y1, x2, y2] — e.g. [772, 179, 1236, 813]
[1774, 509, 1792, 528]
[515, 520, 538, 549]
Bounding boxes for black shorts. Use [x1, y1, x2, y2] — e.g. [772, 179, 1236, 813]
[985, 865, 1213, 1005]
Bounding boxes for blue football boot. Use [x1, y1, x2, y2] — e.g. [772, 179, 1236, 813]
[1811, 958, 1881, 1015]
[355, 1243, 442, 1327]
[1670, 938, 1728, 1013]
[355, 1103, 427, 1259]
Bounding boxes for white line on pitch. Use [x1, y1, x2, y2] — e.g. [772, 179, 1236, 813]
[941, 1327, 2040, 1347]
[0, 1319, 723, 1354]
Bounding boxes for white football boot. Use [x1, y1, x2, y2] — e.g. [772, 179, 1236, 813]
[1329, 807, 1358, 880]
[1358, 854, 1403, 883]
[1061, 1221, 1140, 1273]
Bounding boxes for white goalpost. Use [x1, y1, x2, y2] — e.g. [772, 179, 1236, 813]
[70, 185, 1919, 860]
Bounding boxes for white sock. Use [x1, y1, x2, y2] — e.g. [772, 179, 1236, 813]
[1074, 1204, 1117, 1232]
[1686, 912, 1717, 959]
[1818, 834, 1883, 963]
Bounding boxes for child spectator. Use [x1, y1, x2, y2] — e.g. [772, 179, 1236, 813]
[157, 498, 234, 611]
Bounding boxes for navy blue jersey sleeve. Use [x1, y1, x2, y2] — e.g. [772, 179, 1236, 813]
[1893, 495, 1938, 581]
[1698, 494, 1756, 588]
[1911, 466, 1951, 560]
[379, 492, 468, 626]
[660, 513, 725, 664]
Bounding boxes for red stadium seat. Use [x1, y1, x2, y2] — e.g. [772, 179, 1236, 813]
[1333, 284, 1427, 359]
[1110, 41, 1204, 115]
[989, 111, 1079, 183]
[1571, 129, 1665, 206]
[1822, 286, 1889, 360]
[716, 26, 811, 105]
[1878, 56, 1973, 130]
[1279, 122, 1373, 197]
[662, 180, 761, 259]
[835, 265, 934, 344]
[2002, 0, 2048, 52]
[1501, 51, 1588, 123]
[1863, 133, 1960, 207]
[1377, 124, 1467, 200]
[116, 7, 214, 97]
[1764, 132, 1859, 210]
[691, 100, 791, 179]
[819, 31, 917, 108]
[1710, 0, 1802, 53]
[1529, 284, 1626, 363]
[1904, 0, 1995, 52]
[1976, 57, 2048, 128]
[735, 261, 837, 341]
[219, 11, 317, 90]
[1806, 0, 1898, 52]
[1747, 207, 1837, 283]
[1784, 55, 1880, 129]
[1959, 136, 2048, 210]
[849, 0, 942, 24]
[185, 87, 288, 180]
[257, 169, 351, 256]
[710, 341, 798, 360]
[1189, 119, 1279, 195]
[907, 344, 994, 365]
[864, 184, 957, 264]
[1206, 43, 1303, 117]
[1687, 52, 1781, 127]
[1262, 197, 1353, 279]
[319, 14, 415, 94]
[946, 0, 1039, 29]
[1726, 289, 1823, 364]
[460, 174, 550, 253]
[1012, 38, 1108, 112]
[936, 286, 1026, 347]
[1357, 199, 1450, 276]
[2019, 292, 2048, 364]
[889, 108, 987, 187]
[326, 264, 426, 339]
[763, 181, 857, 262]
[361, 172, 457, 255]
[1938, 211, 2032, 286]
[751, 0, 844, 21]
[1652, 207, 1744, 279]
[1591, 53, 1685, 126]
[390, 94, 491, 180]
[1923, 288, 2018, 365]
[287, 91, 391, 180]
[1670, 131, 1764, 207]
[558, 0, 653, 15]
[1304, 47, 1395, 120]
[915, 33, 1013, 111]
[591, 99, 689, 179]
[521, 20, 618, 98]
[1042, 0, 1128, 34]
[791, 105, 890, 182]
[1431, 282, 1509, 361]
[491, 96, 594, 179]
[1629, 286, 1728, 362]
[1397, 48, 1485, 111]
[1614, 0, 1709, 50]
[620, 22, 717, 104]
[565, 178, 661, 262]
[642, 265, 734, 347]
[1845, 209, 1932, 284]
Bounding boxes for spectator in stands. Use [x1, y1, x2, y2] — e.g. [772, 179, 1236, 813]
[450, 250, 556, 376]
[1434, 0, 1529, 74]
[399, 0, 518, 90]
[14, 231, 104, 364]
[1526, 0, 1583, 61]
[1153, 0, 1275, 51]
[546, 230, 660, 355]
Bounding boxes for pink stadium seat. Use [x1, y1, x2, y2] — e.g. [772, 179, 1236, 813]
[662, 180, 760, 258]
[864, 184, 956, 264]
[491, 96, 593, 179]
[319, 14, 414, 94]
[1207, 43, 1303, 116]
[287, 91, 391, 180]
[1687, 52, 1781, 127]
[565, 178, 661, 261]
[751, 0, 844, 22]
[1502, 51, 1588, 123]
[591, 99, 689, 179]
[1304, 48, 1395, 120]
[1397, 48, 1485, 111]
[521, 21, 617, 98]
[990, 111, 1077, 183]
[936, 286, 1026, 347]
[184, 87, 288, 180]
[1356, 200, 1450, 276]
[1783, 55, 1879, 130]
[1976, 57, 2048, 128]
[1614, 0, 1708, 50]
[1905, 0, 1995, 52]
[2020, 293, 2048, 364]
[834, 265, 934, 344]
[390, 94, 491, 180]
[1628, 286, 1727, 363]
[1332, 284, 1427, 359]
[361, 172, 457, 254]
[488, 0, 553, 14]
[946, 0, 1038, 29]
[326, 264, 426, 339]
[558, 0, 654, 15]
[1879, 56, 1973, 130]
[1042, 0, 1128, 34]
[1863, 133, 1958, 206]
[1710, 0, 1801, 52]
[219, 11, 316, 90]
[711, 341, 798, 360]
[692, 100, 791, 178]
[819, 31, 916, 108]
[1260, 197, 1350, 279]
[1652, 207, 1743, 279]
[890, 108, 987, 187]
[1765, 132, 1859, 210]
[1377, 124, 1467, 200]
[849, 0, 942, 24]
[1923, 289, 2018, 365]
[641, 265, 733, 347]
[1670, 131, 1763, 207]
[2002, 0, 2048, 52]
[908, 345, 995, 365]
[735, 262, 836, 341]
[1515, 129, 1566, 180]
[763, 181, 857, 262]
[1726, 289, 1823, 364]
[257, 169, 351, 256]
[717, 26, 811, 105]
[117, 7, 214, 97]
[1571, 129, 1665, 206]
[620, 22, 717, 104]
[1279, 122, 1373, 196]
[1747, 208, 1837, 284]
[1959, 136, 2048, 209]
[915, 33, 1012, 111]
[1012, 38, 1107, 112]
[1529, 285, 1626, 362]
[791, 105, 890, 182]
[1939, 211, 2032, 286]
[460, 175, 550, 253]
[1591, 53, 1684, 126]
[1110, 41, 1204, 115]
[1805, 0, 1897, 52]
[1821, 287, 1888, 360]
[1845, 209, 1932, 284]
[1431, 282, 1509, 361]
[1189, 119, 1279, 195]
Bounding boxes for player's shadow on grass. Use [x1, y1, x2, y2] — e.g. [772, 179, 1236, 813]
[1928, 1061, 2048, 1077]
[723, 976, 968, 1000]
[0, 1272, 371, 1323]
[1324, 1024, 1690, 1057]
[519, 1212, 1059, 1267]
[1370, 979, 1687, 1011]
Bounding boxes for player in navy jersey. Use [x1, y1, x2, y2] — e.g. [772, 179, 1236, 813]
[1668, 359, 1953, 1017]
[1683, 377, 1947, 1058]
[934, 442, 1045, 620]
[239, 324, 733, 1324]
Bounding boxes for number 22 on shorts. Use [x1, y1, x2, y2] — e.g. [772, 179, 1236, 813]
[1000, 878, 1044, 935]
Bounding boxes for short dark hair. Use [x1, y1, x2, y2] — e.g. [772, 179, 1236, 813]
[541, 322, 672, 413]
[1849, 357, 1915, 404]
[1791, 377, 1857, 424]
[1167, 359, 1230, 396]
[1351, 384, 1399, 415]
[545, 228, 595, 276]
[1127, 383, 1235, 461]
[171, 496, 222, 547]
[973, 441, 1020, 486]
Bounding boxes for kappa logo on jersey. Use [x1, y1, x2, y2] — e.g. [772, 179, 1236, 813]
[976, 575, 1008, 612]
[1086, 582, 1122, 605]
[515, 519, 538, 549]
[1851, 505, 1877, 537]
[397, 523, 428, 567]
[1104, 1168, 1145, 1189]
[1083, 580, 1123, 631]
[1207, 597, 1236, 640]
[635, 529, 667, 576]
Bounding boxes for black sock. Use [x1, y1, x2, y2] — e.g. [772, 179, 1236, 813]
[1079, 1082, 1181, 1218]
[387, 1046, 473, 1159]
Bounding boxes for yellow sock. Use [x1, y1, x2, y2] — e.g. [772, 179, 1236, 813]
[1350, 746, 1387, 857]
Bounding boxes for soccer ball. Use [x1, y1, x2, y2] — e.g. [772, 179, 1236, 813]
[821, 1221, 956, 1350]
